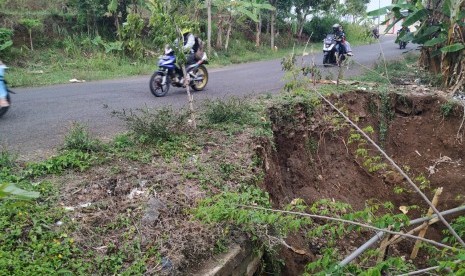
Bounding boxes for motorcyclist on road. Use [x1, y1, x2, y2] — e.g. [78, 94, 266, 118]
[174, 28, 206, 84]
[332, 24, 353, 56]
[0, 61, 9, 107]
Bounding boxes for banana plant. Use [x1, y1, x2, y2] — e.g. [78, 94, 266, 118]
[0, 28, 13, 55]
[368, 0, 465, 93]
[0, 183, 40, 200]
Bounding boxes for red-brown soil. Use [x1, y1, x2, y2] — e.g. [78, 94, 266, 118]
[259, 90, 465, 275]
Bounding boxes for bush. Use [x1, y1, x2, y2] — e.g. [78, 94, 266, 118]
[62, 123, 102, 152]
[201, 97, 256, 126]
[342, 23, 373, 45]
[113, 107, 189, 144]
[0, 28, 13, 58]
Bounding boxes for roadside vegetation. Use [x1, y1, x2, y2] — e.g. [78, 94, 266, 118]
[0, 0, 375, 87]
[2, 48, 465, 274]
[2, 0, 465, 274]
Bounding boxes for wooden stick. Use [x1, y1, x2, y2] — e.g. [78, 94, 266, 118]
[410, 187, 443, 259]
[377, 227, 391, 263]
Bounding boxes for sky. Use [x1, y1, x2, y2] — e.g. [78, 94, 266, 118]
[367, 0, 392, 13]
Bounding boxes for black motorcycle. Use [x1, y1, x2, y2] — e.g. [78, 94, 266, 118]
[0, 80, 12, 118]
[372, 28, 380, 39]
[149, 51, 209, 97]
[322, 34, 346, 67]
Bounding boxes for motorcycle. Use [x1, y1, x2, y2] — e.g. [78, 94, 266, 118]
[322, 34, 346, 67]
[372, 28, 380, 39]
[149, 50, 209, 97]
[0, 80, 12, 118]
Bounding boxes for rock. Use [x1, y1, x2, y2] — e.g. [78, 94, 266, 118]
[161, 257, 173, 271]
[141, 197, 166, 226]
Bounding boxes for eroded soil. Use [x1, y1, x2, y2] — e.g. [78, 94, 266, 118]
[259, 90, 465, 275]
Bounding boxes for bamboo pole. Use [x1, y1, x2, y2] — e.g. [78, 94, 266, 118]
[338, 205, 465, 267]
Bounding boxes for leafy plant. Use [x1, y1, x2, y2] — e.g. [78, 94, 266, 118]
[440, 100, 455, 117]
[62, 123, 103, 152]
[0, 28, 13, 55]
[24, 150, 99, 177]
[113, 107, 189, 144]
[120, 13, 145, 59]
[19, 18, 43, 51]
[201, 97, 257, 126]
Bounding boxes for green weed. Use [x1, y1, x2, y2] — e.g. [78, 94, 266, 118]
[0, 148, 16, 169]
[440, 100, 455, 117]
[62, 123, 102, 152]
[201, 97, 257, 126]
[113, 107, 189, 144]
[24, 150, 99, 177]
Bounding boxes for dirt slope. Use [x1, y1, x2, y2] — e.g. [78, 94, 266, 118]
[259, 90, 465, 274]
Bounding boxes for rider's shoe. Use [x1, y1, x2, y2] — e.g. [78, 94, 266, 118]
[0, 98, 9, 107]
[347, 52, 354, 56]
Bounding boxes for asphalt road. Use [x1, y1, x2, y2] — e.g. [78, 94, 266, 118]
[0, 35, 405, 157]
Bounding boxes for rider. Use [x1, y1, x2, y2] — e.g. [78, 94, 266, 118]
[175, 27, 205, 83]
[0, 61, 9, 107]
[398, 25, 410, 35]
[332, 23, 353, 56]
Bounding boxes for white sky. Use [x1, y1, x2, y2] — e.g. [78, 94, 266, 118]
[367, 0, 392, 13]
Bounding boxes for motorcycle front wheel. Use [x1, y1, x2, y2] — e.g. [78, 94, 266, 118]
[190, 65, 208, 91]
[149, 72, 170, 97]
[323, 53, 330, 67]
[0, 94, 11, 118]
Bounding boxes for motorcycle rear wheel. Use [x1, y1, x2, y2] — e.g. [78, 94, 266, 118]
[0, 94, 11, 118]
[190, 65, 208, 91]
[149, 73, 170, 97]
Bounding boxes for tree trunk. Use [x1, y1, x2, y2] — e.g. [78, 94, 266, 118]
[271, 9, 275, 49]
[216, 19, 223, 49]
[29, 30, 33, 51]
[225, 17, 232, 51]
[255, 14, 262, 47]
[207, 0, 212, 56]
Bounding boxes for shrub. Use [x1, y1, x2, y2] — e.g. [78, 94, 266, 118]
[0, 28, 13, 58]
[113, 107, 189, 144]
[62, 123, 102, 152]
[201, 97, 256, 126]
[342, 23, 372, 45]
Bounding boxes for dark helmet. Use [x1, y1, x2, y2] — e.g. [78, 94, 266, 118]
[332, 23, 341, 32]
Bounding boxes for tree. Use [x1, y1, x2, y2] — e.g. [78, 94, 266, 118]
[19, 19, 42, 51]
[345, 0, 370, 22]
